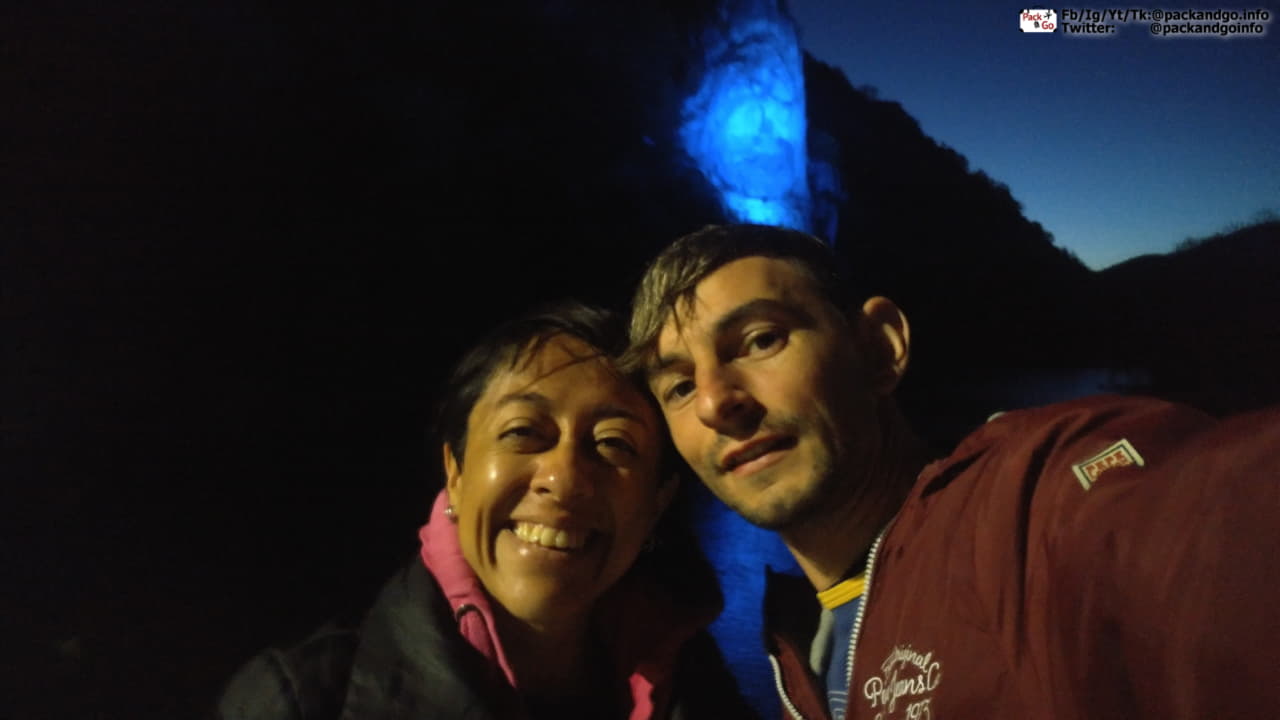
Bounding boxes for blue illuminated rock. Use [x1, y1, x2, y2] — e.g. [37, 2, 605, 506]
[680, 0, 812, 232]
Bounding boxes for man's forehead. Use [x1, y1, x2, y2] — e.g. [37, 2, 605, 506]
[654, 257, 820, 353]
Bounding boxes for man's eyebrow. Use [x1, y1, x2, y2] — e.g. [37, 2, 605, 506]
[649, 298, 814, 377]
[650, 352, 690, 377]
[709, 298, 813, 338]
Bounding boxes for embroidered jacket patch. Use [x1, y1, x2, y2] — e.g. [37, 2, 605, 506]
[1071, 438, 1145, 490]
[862, 644, 942, 720]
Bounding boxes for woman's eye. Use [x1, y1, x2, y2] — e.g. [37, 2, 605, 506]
[498, 425, 554, 453]
[597, 436, 637, 456]
[499, 426, 538, 441]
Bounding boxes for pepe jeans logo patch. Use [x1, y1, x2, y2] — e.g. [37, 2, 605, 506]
[862, 644, 941, 719]
[1071, 438, 1145, 491]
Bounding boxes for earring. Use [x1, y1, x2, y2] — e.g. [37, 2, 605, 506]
[444, 504, 457, 522]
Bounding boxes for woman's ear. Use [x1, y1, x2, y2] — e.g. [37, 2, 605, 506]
[656, 471, 680, 516]
[643, 472, 681, 544]
[442, 443, 462, 505]
[859, 296, 911, 395]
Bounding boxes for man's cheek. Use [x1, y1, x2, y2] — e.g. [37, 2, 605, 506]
[669, 418, 698, 456]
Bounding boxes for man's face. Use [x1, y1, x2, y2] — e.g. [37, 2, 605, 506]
[648, 257, 882, 530]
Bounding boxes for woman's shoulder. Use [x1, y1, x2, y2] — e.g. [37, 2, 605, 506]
[215, 621, 360, 720]
[214, 561, 433, 720]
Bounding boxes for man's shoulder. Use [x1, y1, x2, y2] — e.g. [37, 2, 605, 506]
[981, 393, 1199, 434]
[908, 393, 1226, 521]
[914, 392, 1278, 544]
[948, 394, 1210, 466]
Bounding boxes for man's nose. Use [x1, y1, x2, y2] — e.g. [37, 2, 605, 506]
[694, 366, 762, 436]
[530, 441, 597, 502]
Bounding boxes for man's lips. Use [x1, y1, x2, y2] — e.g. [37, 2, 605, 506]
[719, 435, 797, 473]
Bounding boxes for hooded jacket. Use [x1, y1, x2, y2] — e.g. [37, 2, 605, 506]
[218, 492, 756, 720]
[764, 395, 1280, 720]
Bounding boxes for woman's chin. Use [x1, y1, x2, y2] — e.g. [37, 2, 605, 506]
[485, 528, 616, 627]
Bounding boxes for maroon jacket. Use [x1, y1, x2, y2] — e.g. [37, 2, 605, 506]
[765, 395, 1280, 720]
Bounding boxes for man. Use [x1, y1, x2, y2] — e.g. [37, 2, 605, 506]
[624, 223, 1280, 720]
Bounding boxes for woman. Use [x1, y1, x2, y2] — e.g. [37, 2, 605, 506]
[217, 301, 755, 719]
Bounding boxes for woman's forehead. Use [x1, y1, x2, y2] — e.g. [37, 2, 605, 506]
[473, 335, 653, 421]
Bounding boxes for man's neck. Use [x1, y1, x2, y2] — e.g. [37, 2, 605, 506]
[782, 408, 927, 591]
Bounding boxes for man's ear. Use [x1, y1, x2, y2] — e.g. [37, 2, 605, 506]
[442, 443, 463, 505]
[859, 296, 910, 395]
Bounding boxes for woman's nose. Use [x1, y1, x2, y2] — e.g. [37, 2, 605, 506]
[530, 442, 597, 502]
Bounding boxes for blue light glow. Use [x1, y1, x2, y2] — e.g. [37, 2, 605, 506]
[681, 5, 811, 231]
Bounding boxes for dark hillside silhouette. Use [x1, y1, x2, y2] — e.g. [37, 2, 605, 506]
[805, 57, 1094, 378]
[1091, 219, 1280, 414]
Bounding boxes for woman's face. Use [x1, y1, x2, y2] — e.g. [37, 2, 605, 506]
[444, 334, 673, 630]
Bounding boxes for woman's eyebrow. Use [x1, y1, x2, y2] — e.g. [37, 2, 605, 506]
[587, 404, 649, 428]
[494, 393, 648, 429]
[492, 391, 550, 411]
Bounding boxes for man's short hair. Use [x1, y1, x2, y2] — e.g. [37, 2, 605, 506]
[624, 224, 852, 373]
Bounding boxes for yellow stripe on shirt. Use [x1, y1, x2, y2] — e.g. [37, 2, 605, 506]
[817, 573, 866, 610]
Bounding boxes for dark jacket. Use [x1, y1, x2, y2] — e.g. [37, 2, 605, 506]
[765, 396, 1280, 720]
[219, 493, 757, 720]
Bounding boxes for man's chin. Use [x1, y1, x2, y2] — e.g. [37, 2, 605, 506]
[729, 490, 826, 531]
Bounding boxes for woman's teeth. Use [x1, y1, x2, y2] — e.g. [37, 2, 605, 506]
[513, 521, 588, 550]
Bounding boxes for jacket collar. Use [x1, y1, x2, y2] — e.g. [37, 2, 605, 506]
[418, 491, 519, 686]
[414, 489, 722, 720]
[762, 567, 833, 720]
[340, 558, 514, 720]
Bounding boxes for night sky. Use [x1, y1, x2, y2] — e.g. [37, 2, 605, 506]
[788, 0, 1280, 269]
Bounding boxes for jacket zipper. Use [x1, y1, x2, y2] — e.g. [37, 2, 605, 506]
[769, 653, 807, 720]
[843, 523, 892, 706]
[768, 522, 895, 720]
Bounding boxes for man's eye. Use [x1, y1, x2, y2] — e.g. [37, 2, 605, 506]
[745, 329, 784, 354]
[664, 379, 695, 403]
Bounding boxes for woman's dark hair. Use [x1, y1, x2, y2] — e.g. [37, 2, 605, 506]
[434, 300, 633, 467]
